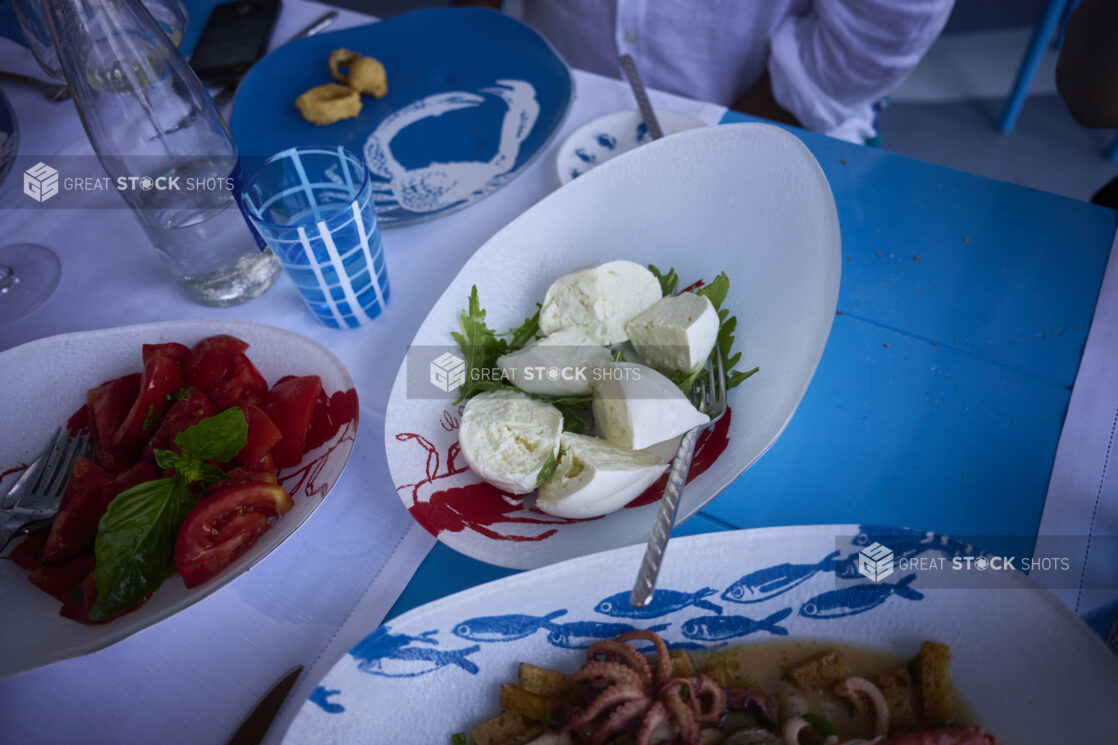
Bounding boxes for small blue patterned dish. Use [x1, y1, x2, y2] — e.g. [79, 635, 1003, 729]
[555, 109, 704, 185]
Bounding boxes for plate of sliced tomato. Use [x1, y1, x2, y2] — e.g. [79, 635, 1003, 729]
[0, 321, 358, 678]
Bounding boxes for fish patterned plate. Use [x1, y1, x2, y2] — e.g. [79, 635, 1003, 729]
[229, 8, 573, 228]
[0, 321, 358, 678]
[282, 525, 1118, 743]
[555, 109, 706, 185]
[385, 122, 841, 569]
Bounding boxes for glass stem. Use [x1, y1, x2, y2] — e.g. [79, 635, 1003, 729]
[0, 263, 19, 294]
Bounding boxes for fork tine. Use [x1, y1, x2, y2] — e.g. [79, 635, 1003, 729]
[28, 428, 66, 493]
[43, 432, 88, 496]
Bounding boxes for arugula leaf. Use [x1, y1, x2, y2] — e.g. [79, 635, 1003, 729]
[671, 271, 759, 392]
[449, 734, 468, 745]
[174, 407, 248, 463]
[90, 477, 196, 621]
[648, 264, 679, 296]
[802, 713, 837, 737]
[506, 306, 541, 352]
[612, 349, 626, 362]
[536, 450, 560, 486]
[451, 286, 512, 403]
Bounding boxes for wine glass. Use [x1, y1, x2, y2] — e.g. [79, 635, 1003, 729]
[11, 0, 189, 81]
[0, 89, 61, 323]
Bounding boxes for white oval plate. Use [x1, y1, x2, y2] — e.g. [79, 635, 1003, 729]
[385, 122, 841, 569]
[555, 109, 706, 185]
[0, 320, 358, 678]
[283, 525, 1118, 744]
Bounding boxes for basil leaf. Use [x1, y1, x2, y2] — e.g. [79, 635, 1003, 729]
[694, 271, 729, 310]
[153, 449, 181, 471]
[90, 476, 196, 621]
[197, 462, 228, 483]
[173, 407, 247, 463]
[449, 734, 468, 745]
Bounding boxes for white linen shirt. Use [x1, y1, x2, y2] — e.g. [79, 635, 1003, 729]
[521, 0, 953, 142]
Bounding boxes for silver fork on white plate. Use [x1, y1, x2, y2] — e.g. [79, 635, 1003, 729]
[0, 427, 90, 550]
[630, 348, 727, 607]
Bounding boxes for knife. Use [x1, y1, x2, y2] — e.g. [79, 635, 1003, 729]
[618, 54, 664, 140]
[225, 665, 303, 745]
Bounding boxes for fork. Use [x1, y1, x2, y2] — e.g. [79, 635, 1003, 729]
[0, 427, 91, 551]
[0, 70, 70, 102]
[631, 349, 727, 607]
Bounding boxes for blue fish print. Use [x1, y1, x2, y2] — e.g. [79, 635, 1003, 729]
[595, 587, 722, 619]
[355, 643, 482, 678]
[545, 621, 669, 649]
[570, 168, 582, 180]
[635, 122, 650, 142]
[799, 574, 923, 620]
[453, 610, 567, 642]
[722, 552, 840, 604]
[681, 608, 793, 642]
[834, 526, 975, 579]
[310, 686, 344, 714]
[349, 626, 437, 661]
[595, 133, 617, 149]
[574, 148, 596, 164]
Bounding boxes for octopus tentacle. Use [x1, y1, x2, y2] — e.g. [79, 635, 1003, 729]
[688, 674, 727, 724]
[663, 686, 701, 745]
[592, 697, 651, 745]
[617, 630, 672, 685]
[725, 685, 777, 723]
[572, 660, 647, 690]
[587, 639, 655, 686]
[564, 685, 647, 732]
[636, 700, 669, 745]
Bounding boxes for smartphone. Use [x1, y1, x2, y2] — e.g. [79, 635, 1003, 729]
[190, 0, 281, 86]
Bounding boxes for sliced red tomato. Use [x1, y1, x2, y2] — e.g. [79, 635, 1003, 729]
[113, 350, 184, 450]
[306, 388, 359, 452]
[201, 459, 279, 498]
[113, 459, 160, 492]
[87, 373, 141, 472]
[141, 387, 215, 461]
[8, 525, 51, 571]
[43, 457, 118, 561]
[29, 554, 96, 603]
[174, 483, 293, 588]
[143, 342, 191, 374]
[187, 335, 249, 398]
[211, 354, 268, 411]
[236, 403, 282, 468]
[263, 375, 323, 469]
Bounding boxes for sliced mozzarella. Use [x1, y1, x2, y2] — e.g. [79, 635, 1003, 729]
[627, 293, 720, 375]
[539, 260, 662, 345]
[537, 433, 666, 518]
[497, 328, 613, 396]
[458, 390, 562, 494]
[592, 362, 709, 450]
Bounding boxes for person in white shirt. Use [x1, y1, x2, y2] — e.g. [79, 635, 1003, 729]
[514, 0, 955, 143]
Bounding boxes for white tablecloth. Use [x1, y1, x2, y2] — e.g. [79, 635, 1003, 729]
[0, 3, 727, 743]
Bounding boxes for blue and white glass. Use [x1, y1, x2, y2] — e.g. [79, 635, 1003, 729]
[241, 146, 390, 329]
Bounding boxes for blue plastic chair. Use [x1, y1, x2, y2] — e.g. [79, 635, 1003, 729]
[998, 0, 1078, 134]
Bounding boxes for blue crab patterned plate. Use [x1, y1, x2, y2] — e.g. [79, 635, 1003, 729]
[229, 8, 572, 228]
[282, 525, 1118, 744]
